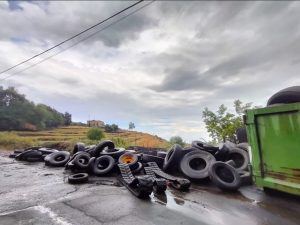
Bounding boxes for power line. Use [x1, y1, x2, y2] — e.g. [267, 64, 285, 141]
[0, 1, 155, 82]
[0, 0, 144, 76]
[0, 1, 154, 82]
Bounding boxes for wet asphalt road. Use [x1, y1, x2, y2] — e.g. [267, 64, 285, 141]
[1, 152, 300, 225]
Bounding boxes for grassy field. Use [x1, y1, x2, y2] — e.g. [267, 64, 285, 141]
[0, 126, 170, 151]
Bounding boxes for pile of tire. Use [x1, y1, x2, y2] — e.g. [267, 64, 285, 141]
[161, 141, 251, 191]
[10, 139, 251, 193]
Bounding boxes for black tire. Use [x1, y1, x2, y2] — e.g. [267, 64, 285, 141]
[132, 162, 143, 174]
[141, 154, 164, 169]
[119, 153, 139, 170]
[73, 152, 91, 169]
[239, 171, 253, 185]
[14, 149, 24, 154]
[9, 153, 16, 158]
[94, 140, 115, 157]
[236, 127, 248, 143]
[236, 143, 249, 152]
[209, 162, 241, 191]
[225, 160, 236, 167]
[93, 155, 115, 175]
[180, 150, 216, 180]
[157, 151, 167, 159]
[36, 147, 58, 155]
[65, 152, 82, 167]
[267, 86, 300, 106]
[192, 141, 219, 154]
[45, 151, 70, 167]
[100, 148, 125, 160]
[214, 142, 231, 161]
[23, 146, 43, 151]
[68, 173, 89, 184]
[15, 150, 43, 161]
[87, 157, 96, 173]
[226, 148, 249, 171]
[85, 145, 97, 157]
[163, 144, 184, 172]
[191, 141, 205, 149]
[26, 156, 44, 162]
[73, 142, 86, 154]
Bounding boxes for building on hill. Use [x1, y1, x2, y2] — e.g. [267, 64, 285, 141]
[87, 120, 105, 128]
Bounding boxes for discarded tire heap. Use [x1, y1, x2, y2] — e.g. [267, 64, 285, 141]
[10, 139, 251, 198]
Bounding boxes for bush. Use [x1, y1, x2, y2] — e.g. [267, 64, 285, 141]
[169, 136, 185, 147]
[111, 137, 130, 148]
[87, 128, 105, 141]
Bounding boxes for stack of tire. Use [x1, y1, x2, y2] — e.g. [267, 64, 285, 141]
[162, 141, 251, 191]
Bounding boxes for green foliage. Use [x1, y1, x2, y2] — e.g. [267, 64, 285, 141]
[169, 136, 185, 147]
[87, 128, 105, 141]
[111, 137, 130, 148]
[128, 122, 135, 130]
[63, 112, 72, 125]
[0, 132, 33, 150]
[202, 99, 253, 143]
[0, 86, 66, 131]
[104, 123, 119, 133]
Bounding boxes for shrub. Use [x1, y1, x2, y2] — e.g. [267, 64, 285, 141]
[111, 137, 130, 148]
[169, 136, 185, 147]
[87, 128, 105, 141]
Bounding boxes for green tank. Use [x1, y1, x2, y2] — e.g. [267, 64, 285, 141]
[245, 103, 300, 196]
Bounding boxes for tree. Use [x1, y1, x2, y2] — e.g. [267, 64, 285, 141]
[169, 136, 185, 147]
[128, 122, 135, 130]
[87, 128, 105, 141]
[64, 112, 72, 126]
[104, 123, 119, 133]
[202, 99, 253, 143]
[0, 86, 66, 131]
[111, 124, 119, 132]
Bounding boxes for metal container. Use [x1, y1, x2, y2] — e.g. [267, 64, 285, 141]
[245, 103, 300, 196]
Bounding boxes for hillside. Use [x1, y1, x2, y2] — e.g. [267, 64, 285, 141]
[0, 126, 170, 151]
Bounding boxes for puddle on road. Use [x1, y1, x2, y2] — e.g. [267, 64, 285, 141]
[150, 189, 229, 225]
[149, 187, 295, 225]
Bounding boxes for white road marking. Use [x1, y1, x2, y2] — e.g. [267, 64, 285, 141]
[34, 205, 73, 225]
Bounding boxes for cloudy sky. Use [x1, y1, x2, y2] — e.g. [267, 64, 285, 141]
[1, 1, 300, 142]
